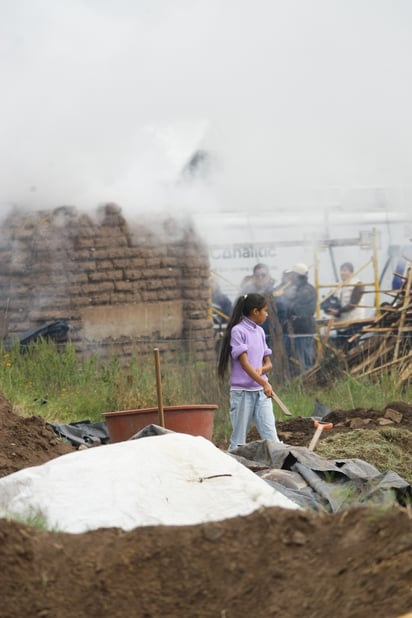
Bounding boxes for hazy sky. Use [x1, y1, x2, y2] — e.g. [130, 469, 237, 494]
[1, 0, 412, 215]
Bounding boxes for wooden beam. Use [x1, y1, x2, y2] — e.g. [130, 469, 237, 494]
[358, 350, 412, 378]
[393, 268, 412, 361]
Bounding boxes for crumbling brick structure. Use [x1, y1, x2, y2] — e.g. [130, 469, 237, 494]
[0, 204, 215, 363]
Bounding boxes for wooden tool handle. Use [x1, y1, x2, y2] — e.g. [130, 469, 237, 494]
[271, 391, 292, 416]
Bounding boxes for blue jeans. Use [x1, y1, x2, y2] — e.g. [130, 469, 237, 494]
[294, 335, 315, 371]
[229, 389, 279, 450]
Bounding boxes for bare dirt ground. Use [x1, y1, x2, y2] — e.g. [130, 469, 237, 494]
[0, 392, 411, 618]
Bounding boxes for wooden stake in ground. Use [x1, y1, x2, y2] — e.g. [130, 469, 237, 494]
[153, 348, 165, 428]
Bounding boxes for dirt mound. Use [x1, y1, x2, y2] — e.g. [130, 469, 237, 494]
[1, 506, 411, 618]
[0, 395, 74, 479]
[250, 400, 412, 449]
[0, 395, 411, 618]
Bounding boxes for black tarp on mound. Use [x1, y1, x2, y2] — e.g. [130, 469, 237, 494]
[47, 420, 110, 448]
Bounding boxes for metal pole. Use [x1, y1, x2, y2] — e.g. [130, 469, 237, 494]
[372, 228, 381, 313]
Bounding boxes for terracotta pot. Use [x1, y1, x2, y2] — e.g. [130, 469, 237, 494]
[102, 404, 218, 442]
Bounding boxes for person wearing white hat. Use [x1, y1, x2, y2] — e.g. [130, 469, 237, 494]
[288, 263, 309, 276]
[284, 264, 317, 372]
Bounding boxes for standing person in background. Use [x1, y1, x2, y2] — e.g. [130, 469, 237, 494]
[239, 263, 276, 345]
[324, 262, 365, 350]
[272, 269, 295, 358]
[391, 257, 407, 290]
[210, 276, 233, 322]
[210, 276, 233, 357]
[325, 262, 365, 321]
[217, 293, 281, 451]
[285, 263, 317, 372]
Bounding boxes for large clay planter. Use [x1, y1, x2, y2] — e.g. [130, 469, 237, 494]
[102, 404, 218, 442]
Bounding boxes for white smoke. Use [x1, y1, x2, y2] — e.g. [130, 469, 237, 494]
[1, 0, 412, 217]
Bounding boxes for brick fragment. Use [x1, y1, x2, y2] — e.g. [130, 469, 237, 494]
[384, 408, 403, 423]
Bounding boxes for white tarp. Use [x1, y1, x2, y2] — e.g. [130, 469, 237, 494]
[0, 433, 299, 533]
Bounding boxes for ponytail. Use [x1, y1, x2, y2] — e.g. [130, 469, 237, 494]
[217, 293, 266, 379]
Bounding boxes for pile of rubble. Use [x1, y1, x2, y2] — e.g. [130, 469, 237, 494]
[309, 269, 412, 385]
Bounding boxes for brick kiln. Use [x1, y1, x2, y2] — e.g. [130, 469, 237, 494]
[0, 204, 215, 363]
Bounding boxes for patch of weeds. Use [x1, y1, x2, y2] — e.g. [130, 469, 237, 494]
[316, 428, 412, 485]
[6, 510, 58, 532]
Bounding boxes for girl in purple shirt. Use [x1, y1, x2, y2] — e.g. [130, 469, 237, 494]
[218, 293, 280, 450]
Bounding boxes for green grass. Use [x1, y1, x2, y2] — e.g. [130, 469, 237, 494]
[0, 339, 226, 424]
[316, 427, 412, 485]
[276, 372, 411, 417]
[6, 510, 58, 531]
[0, 339, 411, 447]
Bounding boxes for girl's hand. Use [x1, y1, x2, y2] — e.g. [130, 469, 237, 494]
[255, 367, 263, 376]
[263, 382, 273, 398]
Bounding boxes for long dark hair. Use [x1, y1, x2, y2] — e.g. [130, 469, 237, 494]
[217, 293, 267, 380]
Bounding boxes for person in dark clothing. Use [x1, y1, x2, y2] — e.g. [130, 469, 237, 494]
[272, 270, 295, 358]
[284, 263, 317, 372]
[211, 277, 233, 322]
[392, 257, 408, 290]
[210, 276, 233, 356]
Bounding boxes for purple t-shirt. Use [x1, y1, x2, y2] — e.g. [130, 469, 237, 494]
[229, 317, 272, 390]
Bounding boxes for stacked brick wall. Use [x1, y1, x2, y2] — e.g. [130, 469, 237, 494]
[0, 204, 215, 363]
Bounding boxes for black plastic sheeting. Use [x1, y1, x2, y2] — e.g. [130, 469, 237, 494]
[130, 424, 174, 439]
[4, 320, 69, 351]
[47, 420, 110, 448]
[47, 421, 170, 448]
[228, 440, 412, 512]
